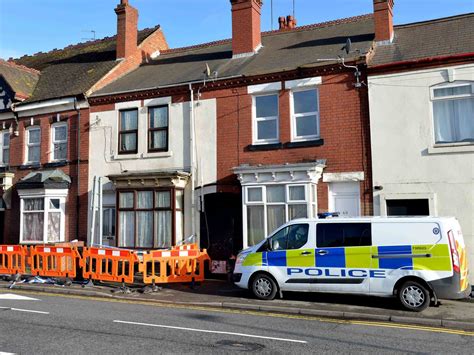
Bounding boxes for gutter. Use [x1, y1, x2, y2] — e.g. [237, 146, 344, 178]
[74, 98, 81, 243]
[13, 97, 77, 112]
[369, 52, 474, 71]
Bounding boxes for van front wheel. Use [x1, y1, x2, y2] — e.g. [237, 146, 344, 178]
[398, 281, 430, 312]
[251, 273, 277, 300]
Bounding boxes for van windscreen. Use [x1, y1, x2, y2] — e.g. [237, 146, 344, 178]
[317, 223, 372, 248]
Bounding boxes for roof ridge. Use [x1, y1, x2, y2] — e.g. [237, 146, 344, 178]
[0, 58, 40, 75]
[14, 25, 161, 61]
[160, 13, 373, 55]
[395, 12, 474, 29]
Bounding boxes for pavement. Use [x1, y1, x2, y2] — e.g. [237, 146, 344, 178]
[0, 291, 472, 354]
[1, 277, 473, 331]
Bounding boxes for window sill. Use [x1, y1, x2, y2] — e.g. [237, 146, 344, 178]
[113, 151, 173, 160]
[246, 143, 283, 152]
[428, 142, 474, 154]
[44, 160, 69, 168]
[285, 139, 324, 149]
[19, 163, 41, 170]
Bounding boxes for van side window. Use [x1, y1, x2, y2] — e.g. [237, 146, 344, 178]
[270, 224, 309, 251]
[316, 223, 371, 248]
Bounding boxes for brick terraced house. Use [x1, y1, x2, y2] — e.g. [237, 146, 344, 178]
[87, 0, 382, 263]
[0, 0, 168, 245]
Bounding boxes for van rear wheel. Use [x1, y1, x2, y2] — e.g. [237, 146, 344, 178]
[398, 281, 430, 312]
[251, 273, 277, 300]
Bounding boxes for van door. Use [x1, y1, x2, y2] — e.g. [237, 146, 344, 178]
[314, 222, 372, 294]
[265, 223, 316, 291]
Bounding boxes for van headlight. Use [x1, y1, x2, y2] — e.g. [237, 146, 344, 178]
[236, 253, 246, 265]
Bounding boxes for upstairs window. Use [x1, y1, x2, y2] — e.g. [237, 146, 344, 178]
[148, 106, 169, 152]
[291, 88, 319, 141]
[26, 126, 41, 164]
[432, 82, 474, 144]
[0, 130, 10, 165]
[119, 109, 138, 154]
[253, 94, 279, 144]
[51, 122, 67, 161]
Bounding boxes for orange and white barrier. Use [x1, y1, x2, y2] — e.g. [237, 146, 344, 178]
[0, 245, 28, 275]
[80, 247, 138, 284]
[140, 248, 210, 285]
[29, 246, 80, 278]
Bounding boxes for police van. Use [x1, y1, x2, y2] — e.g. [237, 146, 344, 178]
[233, 217, 470, 311]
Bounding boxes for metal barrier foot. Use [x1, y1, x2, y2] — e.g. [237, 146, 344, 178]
[141, 285, 162, 294]
[82, 279, 95, 288]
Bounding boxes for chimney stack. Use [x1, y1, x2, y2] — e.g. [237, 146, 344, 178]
[373, 0, 394, 44]
[279, 15, 297, 30]
[115, 0, 139, 59]
[230, 0, 263, 57]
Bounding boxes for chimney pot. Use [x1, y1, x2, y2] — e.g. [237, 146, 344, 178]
[286, 15, 297, 29]
[373, 0, 394, 43]
[115, 0, 139, 59]
[278, 16, 287, 30]
[230, 0, 263, 57]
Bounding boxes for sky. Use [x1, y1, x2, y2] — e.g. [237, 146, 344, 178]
[0, 0, 473, 60]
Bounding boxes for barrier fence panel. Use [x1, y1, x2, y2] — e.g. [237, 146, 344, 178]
[0, 245, 27, 275]
[80, 248, 138, 284]
[141, 249, 210, 285]
[29, 246, 80, 278]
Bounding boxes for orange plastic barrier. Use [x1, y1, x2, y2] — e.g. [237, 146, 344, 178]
[173, 244, 199, 251]
[29, 246, 80, 278]
[140, 248, 210, 285]
[80, 247, 138, 284]
[0, 245, 27, 275]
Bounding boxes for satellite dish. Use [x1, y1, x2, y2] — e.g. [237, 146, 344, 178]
[343, 38, 352, 55]
[204, 63, 211, 78]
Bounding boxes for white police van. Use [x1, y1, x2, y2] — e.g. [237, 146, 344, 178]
[233, 217, 470, 311]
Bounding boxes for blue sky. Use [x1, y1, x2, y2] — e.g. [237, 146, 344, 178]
[0, 0, 473, 59]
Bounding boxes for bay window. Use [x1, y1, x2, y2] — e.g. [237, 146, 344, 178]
[51, 122, 68, 161]
[20, 193, 66, 243]
[253, 94, 279, 144]
[291, 88, 319, 141]
[118, 109, 138, 154]
[245, 184, 316, 246]
[0, 130, 9, 165]
[26, 126, 41, 164]
[432, 82, 474, 144]
[118, 188, 183, 248]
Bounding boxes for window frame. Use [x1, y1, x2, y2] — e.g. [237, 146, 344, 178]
[148, 105, 169, 153]
[252, 93, 280, 145]
[430, 81, 474, 145]
[118, 108, 139, 155]
[50, 122, 68, 162]
[116, 188, 182, 249]
[25, 125, 41, 164]
[102, 206, 116, 242]
[0, 130, 10, 166]
[290, 87, 320, 142]
[316, 222, 372, 248]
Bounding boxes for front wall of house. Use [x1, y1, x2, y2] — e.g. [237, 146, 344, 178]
[87, 97, 217, 246]
[0, 107, 90, 244]
[368, 64, 474, 282]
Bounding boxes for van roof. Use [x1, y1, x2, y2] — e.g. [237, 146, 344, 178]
[288, 216, 457, 224]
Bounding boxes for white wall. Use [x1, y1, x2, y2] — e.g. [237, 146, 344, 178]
[368, 64, 474, 282]
[87, 97, 217, 246]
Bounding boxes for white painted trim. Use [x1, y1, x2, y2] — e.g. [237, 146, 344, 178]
[285, 77, 322, 90]
[144, 97, 172, 107]
[14, 97, 76, 112]
[247, 82, 282, 94]
[50, 121, 68, 162]
[115, 100, 141, 110]
[24, 126, 41, 165]
[289, 87, 320, 142]
[323, 172, 365, 182]
[251, 93, 280, 144]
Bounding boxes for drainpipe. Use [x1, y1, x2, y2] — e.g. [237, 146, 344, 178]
[74, 97, 81, 243]
[189, 84, 196, 242]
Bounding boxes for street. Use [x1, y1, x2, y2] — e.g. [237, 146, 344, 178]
[0, 291, 472, 354]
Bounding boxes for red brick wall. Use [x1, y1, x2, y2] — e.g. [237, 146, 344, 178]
[203, 71, 373, 215]
[1, 107, 90, 244]
[231, 0, 262, 55]
[115, 2, 139, 59]
[373, 0, 394, 42]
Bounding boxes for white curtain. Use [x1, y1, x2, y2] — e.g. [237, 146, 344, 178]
[121, 110, 138, 130]
[156, 191, 170, 208]
[155, 211, 172, 248]
[47, 212, 61, 242]
[267, 205, 285, 234]
[151, 130, 167, 149]
[137, 191, 153, 209]
[434, 99, 474, 143]
[137, 212, 153, 248]
[247, 205, 265, 246]
[119, 211, 135, 247]
[119, 192, 134, 208]
[150, 107, 168, 128]
[121, 133, 137, 151]
[289, 204, 307, 220]
[23, 213, 44, 241]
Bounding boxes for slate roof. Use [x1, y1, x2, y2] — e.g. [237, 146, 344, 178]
[14, 26, 161, 104]
[369, 13, 474, 67]
[0, 60, 39, 99]
[92, 14, 375, 97]
[16, 170, 72, 190]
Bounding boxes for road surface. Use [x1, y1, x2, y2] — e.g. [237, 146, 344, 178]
[0, 290, 472, 354]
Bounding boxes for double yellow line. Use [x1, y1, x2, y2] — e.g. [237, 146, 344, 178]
[2, 289, 473, 337]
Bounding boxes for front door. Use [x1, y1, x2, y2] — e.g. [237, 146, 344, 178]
[329, 182, 360, 217]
